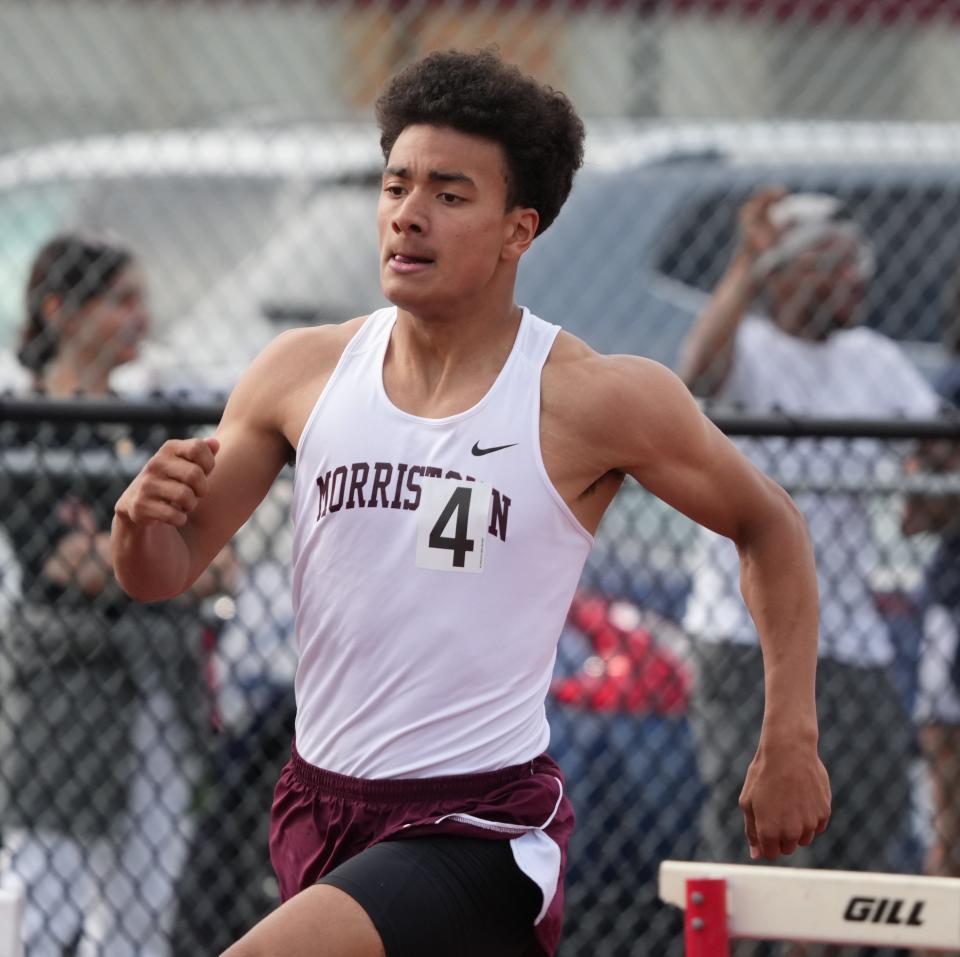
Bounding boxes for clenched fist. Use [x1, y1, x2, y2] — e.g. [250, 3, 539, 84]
[115, 437, 219, 528]
[739, 737, 831, 861]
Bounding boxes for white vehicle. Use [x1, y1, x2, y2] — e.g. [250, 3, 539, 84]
[0, 123, 385, 394]
[3, 120, 960, 394]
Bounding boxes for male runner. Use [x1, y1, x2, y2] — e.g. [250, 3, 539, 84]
[112, 49, 830, 957]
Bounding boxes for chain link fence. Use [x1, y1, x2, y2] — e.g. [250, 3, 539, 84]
[3, 0, 960, 954]
[0, 405, 958, 955]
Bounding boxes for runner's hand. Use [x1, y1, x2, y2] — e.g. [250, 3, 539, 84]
[115, 437, 219, 528]
[739, 738, 831, 860]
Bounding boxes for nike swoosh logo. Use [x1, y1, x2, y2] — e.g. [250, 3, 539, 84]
[471, 442, 518, 456]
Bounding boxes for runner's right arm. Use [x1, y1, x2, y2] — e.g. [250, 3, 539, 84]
[111, 331, 311, 601]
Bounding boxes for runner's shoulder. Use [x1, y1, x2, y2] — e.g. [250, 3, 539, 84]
[225, 316, 368, 420]
[544, 330, 684, 421]
[241, 315, 369, 386]
[266, 316, 368, 368]
[543, 331, 705, 468]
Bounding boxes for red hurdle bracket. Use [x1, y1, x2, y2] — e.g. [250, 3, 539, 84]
[684, 877, 729, 957]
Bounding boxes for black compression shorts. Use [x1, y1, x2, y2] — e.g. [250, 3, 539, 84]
[317, 835, 542, 957]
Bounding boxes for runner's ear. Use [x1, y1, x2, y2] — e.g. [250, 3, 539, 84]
[502, 207, 539, 262]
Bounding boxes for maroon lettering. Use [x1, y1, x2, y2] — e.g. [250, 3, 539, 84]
[489, 490, 511, 542]
[315, 470, 331, 520]
[391, 463, 408, 510]
[369, 462, 392, 508]
[327, 466, 348, 513]
[403, 466, 424, 510]
[316, 460, 512, 535]
[346, 462, 370, 509]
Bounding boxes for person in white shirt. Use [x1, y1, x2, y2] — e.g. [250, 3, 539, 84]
[680, 189, 940, 955]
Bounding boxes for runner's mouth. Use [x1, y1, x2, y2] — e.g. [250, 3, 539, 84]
[390, 253, 434, 265]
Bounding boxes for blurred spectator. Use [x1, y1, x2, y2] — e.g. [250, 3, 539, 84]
[902, 303, 960, 881]
[548, 590, 702, 957]
[0, 233, 233, 956]
[679, 190, 940, 955]
[171, 560, 297, 953]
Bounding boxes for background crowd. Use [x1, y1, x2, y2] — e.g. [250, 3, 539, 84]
[2, 3, 960, 956]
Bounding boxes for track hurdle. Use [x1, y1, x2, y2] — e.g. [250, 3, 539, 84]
[0, 885, 25, 957]
[659, 860, 960, 955]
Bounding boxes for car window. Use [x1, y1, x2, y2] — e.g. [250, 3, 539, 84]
[245, 181, 384, 327]
[74, 175, 295, 334]
[146, 179, 386, 392]
[0, 174, 296, 360]
[517, 166, 697, 366]
[654, 177, 960, 347]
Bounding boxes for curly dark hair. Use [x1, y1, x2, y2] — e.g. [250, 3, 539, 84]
[375, 48, 585, 236]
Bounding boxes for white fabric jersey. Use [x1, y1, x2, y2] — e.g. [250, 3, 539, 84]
[290, 306, 593, 778]
[684, 317, 939, 667]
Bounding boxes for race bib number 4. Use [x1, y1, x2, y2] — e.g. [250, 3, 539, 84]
[416, 478, 491, 573]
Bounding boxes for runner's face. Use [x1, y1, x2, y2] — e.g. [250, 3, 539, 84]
[378, 124, 523, 314]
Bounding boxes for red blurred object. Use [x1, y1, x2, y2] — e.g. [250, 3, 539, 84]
[553, 591, 691, 716]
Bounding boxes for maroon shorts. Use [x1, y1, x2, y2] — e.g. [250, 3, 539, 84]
[269, 743, 574, 957]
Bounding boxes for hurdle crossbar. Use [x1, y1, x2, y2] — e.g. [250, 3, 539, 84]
[659, 860, 960, 954]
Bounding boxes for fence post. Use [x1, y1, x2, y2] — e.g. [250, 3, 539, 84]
[0, 884, 25, 957]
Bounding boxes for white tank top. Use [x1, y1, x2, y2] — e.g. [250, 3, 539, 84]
[290, 306, 593, 778]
